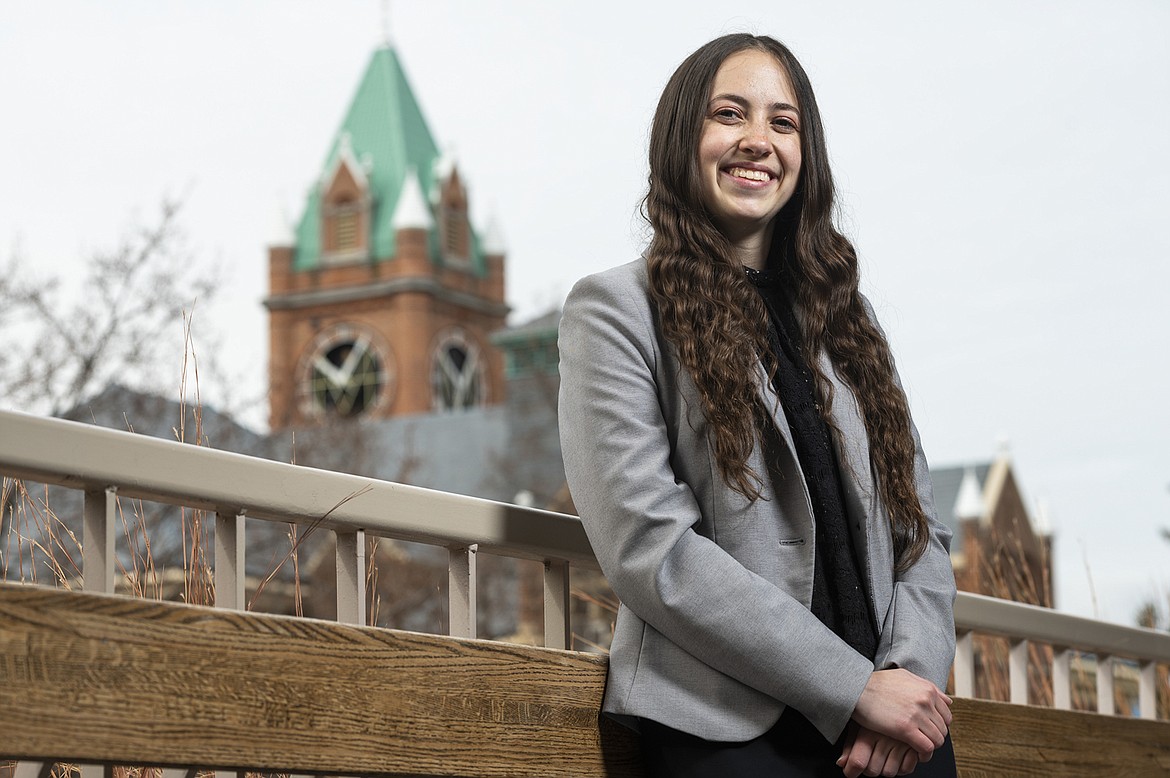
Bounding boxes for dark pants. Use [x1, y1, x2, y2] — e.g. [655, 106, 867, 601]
[639, 709, 957, 778]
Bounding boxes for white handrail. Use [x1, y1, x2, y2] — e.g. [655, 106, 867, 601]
[0, 409, 598, 568]
[956, 591, 1170, 664]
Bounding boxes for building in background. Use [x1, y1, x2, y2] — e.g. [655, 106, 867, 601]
[931, 451, 1054, 608]
[265, 46, 508, 432]
[261, 43, 564, 509]
[931, 450, 1055, 702]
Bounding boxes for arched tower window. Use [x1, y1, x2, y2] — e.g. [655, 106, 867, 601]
[332, 198, 361, 252]
[321, 135, 371, 264]
[437, 167, 471, 264]
[431, 329, 483, 411]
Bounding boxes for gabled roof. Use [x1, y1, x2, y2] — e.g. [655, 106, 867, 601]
[293, 46, 441, 270]
[492, 308, 562, 345]
[930, 462, 991, 556]
[62, 383, 267, 455]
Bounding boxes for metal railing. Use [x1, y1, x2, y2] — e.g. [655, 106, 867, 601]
[953, 591, 1170, 717]
[2, 408, 1168, 722]
[0, 408, 593, 650]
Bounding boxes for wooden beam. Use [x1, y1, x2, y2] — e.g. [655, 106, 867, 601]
[950, 697, 1170, 775]
[0, 583, 641, 777]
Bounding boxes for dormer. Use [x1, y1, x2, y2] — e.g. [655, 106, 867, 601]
[436, 165, 471, 266]
[320, 134, 372, 264]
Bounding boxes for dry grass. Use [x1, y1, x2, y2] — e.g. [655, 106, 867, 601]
[0, 312, 356, 772]
[0, 768, 303, 778]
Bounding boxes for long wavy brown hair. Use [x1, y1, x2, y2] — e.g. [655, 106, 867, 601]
[645, 34, 929, 571]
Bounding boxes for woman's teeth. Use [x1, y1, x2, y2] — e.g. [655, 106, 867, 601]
[729, 167, 770, 181]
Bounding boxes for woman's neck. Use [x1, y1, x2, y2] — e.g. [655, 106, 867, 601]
[726, 223, 774, 270]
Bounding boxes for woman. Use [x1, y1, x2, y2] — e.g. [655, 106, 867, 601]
[558, 34, 958, 777]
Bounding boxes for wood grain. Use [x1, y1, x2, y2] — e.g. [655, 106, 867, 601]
[950, 696, 1170, 776]
[0, 583, 642, 777]
[5, 583, 1170, 777]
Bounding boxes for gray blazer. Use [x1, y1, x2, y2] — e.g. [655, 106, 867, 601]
[558, 258, 956, 743]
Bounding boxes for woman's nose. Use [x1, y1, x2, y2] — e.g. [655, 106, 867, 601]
[738, 125, 771, 156]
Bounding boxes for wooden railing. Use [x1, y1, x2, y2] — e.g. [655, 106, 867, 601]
[3, 408, 1170, 775]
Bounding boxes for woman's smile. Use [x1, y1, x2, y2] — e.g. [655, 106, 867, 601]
[724, 164, 776, 184]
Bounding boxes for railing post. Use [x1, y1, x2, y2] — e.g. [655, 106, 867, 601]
[1010, 638, 1029, 704]
[543, 559, 571, 650]
[954, 630, 974, 697]
[14, 761, 49, 778]
[1096, 654, 1115, 714]
[1140, 660, 1157, 720]
[83, 486, 116, 593]
[214, 510, 246, 610]
[1053, 646, 1073, 710]
[335, 529, 367, 626]
[448, 543, 477, 638]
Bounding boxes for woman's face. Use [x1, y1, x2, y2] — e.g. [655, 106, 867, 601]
[697, 49, 802, 248]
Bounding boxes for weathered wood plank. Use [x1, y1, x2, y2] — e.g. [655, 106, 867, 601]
[950, 697, 1170, 776]
[0, 583, 641, 777]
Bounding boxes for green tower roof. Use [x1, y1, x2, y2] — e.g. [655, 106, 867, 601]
[294, 47, 444, 271]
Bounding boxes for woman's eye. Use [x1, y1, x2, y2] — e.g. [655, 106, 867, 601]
[773, 117, 798, 132]
[714, 108, 741, 121]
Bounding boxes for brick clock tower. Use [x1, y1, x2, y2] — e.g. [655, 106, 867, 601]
[265, 46, 508, 430]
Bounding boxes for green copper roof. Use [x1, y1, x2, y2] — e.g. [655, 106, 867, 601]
[294, 47, 483, 271]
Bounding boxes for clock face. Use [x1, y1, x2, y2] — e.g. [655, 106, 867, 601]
[301, 326, 391, 418]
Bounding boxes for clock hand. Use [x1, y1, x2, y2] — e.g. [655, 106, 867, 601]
[313, 353, 344, 388]
[336, 335, 370, 383]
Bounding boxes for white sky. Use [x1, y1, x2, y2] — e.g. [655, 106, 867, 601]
[2, 1, 1168, 625]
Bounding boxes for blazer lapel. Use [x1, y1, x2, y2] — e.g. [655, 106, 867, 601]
[754, 359, 797, 453]
[817, 351, 895, 624]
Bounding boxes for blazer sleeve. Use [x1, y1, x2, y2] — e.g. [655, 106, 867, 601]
[865, 297, 958, 691]
[558, 268, 874, 741]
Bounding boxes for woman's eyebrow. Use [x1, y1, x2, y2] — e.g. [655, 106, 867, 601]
[708, 93, 800, 114]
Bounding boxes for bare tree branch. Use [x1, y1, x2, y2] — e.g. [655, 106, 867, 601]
[0, 198, 222, 416]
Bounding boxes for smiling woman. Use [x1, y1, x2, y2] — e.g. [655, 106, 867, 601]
[558, 33, 958, 778]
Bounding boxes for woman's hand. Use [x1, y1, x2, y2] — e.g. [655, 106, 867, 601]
[852, 668, 952, 756]
[837, 724, 920, 777]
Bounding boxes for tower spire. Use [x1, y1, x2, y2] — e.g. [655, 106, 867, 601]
[381, 0, 393, 47]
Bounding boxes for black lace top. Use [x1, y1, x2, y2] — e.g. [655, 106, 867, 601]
[745, 264, 878, 661]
